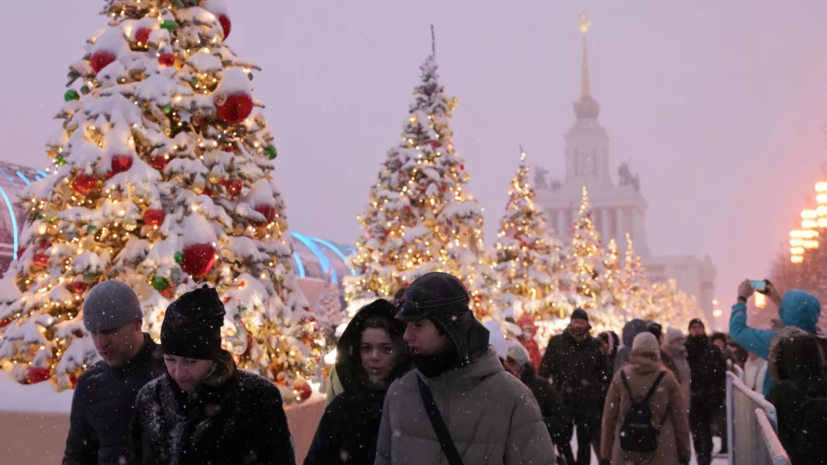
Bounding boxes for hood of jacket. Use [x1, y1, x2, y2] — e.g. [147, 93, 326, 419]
[779, 290, 821, 333]
[622, 319, 648, 346]
[336, 299, 410, 393]
[769, 326, 823, 384]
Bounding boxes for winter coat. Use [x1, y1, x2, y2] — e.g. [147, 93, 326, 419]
[518, 314, 543, 370]
[600, 346, 692, 464]
[306, 300, 410, 465]
[766, 327, 827, 465]
[660, 349, 681, 383]
[539, 328, 610, 421]
[684, 335, 726, 415]
[730, 289, 821, 395]
[63, 333, 164, 465]
[520, 364, 573, 447]
[131, 351, 295, 465]
[374, 348, 556, 465]
[325, 366, 344, 406]
[743, 356, 767, 392]
[662, 342, 691, 407]
[614, 319, 649, 373]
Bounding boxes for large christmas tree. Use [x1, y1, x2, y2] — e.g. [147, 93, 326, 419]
[493, 148, 571, 320]
[0, 0, 321, 401]
[345, 32, 497, 317]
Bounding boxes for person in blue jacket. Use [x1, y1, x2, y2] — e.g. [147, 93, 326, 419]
[729, 279, 821, 395]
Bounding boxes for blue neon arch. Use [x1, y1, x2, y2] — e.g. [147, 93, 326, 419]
[310, 237, 357, 276]
[16, 172, 30, 185]
[291, 232, 338, 283]
[292, 252, 306, 278]
[0, 185, 19, 261]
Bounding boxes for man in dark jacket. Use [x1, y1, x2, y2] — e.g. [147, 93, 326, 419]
[539, 309, 609, 465]
[647, 321, 681, 382]
[505, 341, 572, 463]
[685, 319, 726, 465]
[63, 280, 164, 465]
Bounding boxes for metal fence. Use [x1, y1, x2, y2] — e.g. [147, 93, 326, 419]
[726, 371, 790, 465]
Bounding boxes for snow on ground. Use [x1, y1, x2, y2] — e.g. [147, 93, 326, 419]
[0, 371, 73, 414]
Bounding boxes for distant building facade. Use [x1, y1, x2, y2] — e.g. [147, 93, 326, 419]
[534, 19, 717, 322]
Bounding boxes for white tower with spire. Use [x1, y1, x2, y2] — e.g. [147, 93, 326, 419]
[536, 13, 649, 256]
[535, 14, 718, 323]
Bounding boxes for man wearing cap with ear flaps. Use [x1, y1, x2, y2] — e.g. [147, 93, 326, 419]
[539, 308, 610, 465]
[374, 272, 555, 465]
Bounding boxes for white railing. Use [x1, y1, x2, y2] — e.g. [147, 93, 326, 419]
[726, 371, 790, 465]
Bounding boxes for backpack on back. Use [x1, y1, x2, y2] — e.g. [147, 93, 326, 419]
[619, 370, 667, 453]
[796, 390, 827, 456]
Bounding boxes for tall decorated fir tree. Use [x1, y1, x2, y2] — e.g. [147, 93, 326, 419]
[493, 148, 570, 320]
[569, 187, 606, 309]
[345, 30, 497, 317]
[620, 233, 652, 319]
[0, 0, 321, 401]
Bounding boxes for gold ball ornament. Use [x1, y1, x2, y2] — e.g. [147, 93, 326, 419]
[123, 218, 138, 232]
[192, 180, 206, 194]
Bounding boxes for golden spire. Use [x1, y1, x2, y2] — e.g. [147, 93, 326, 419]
[573, 13, 600, 120]
[578, 13, 592, 99]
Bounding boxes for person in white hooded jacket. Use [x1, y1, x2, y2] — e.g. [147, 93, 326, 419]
[743, 352, 768, 392]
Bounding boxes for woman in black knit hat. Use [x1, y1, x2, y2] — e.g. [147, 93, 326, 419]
[130, 285, 295, 465]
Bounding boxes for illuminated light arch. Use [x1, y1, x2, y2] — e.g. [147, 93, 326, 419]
[309, 236, 357, 276]
[0, 185, 19, 260]
[36, 170, 48, 178]
[0, 169, 14, 184]
[16, 172, 30, 185]
[291, 232, 337, 283]
[292, 251, 306, 278]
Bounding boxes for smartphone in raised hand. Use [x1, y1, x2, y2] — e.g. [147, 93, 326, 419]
[750, 280, 768, 294]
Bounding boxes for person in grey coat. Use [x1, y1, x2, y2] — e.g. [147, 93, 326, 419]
[375, 272, 555, 465]
[613, 319, 648, 373]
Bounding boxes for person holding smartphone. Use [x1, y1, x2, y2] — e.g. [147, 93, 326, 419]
[729, 279, 821, 395]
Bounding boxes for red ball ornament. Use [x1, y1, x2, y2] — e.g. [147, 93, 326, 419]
[33, 253, 49, 267]
[69, 372, 79, 389]
[404, 206, 411, 212]
[251, 204, 275, 227]
[0, 318, 9, 328]
[28, 367, 51, 384]
[71, 281, 91, 294]
[71, 174, 98, 194]
[218, 14, 232, 39]
[90, 51, 116, 74]
[150, 155, 169, 171]
[429, 140, 440, 149]
[215, 92, 253, 124]
[181, 243, 216, 277]
[135, 28, 152, 46]
[295, 382, 313, 402]
[459, 164, 464, 170]
[228, 179, 243, 196]
[17, 247, 26, 258]
[143, 209, 165, 226]
[111, 154, 133, 175]
[158, 53, 175, 67]
[160, 288, 174, 299]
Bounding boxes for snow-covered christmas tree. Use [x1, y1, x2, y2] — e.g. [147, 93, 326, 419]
[493, 148, 571, 320]
[345, 29, 498, 317]
[570, 187, 606, 308]
[620, 233, 651, 319]
[0, 0, 321, 401]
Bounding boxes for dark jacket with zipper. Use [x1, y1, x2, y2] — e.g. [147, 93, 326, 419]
[305, 299, 410, 465]
[684, 335, 726, 414]
[131, 351, 295, 465]
[63, 333, 164, 465]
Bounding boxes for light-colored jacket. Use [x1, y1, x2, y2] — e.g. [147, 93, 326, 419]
[375, 348, 556, 465]
[601, 346, 692, 464]
[743, 356, 768, 392]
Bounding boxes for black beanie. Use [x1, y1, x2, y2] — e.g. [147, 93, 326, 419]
[688, 318, 705, 332]
[571, 308, 589, 323]
[161, 285, 226, 360]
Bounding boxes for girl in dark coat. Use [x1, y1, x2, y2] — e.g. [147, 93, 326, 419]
[131, 286, 295, 465]
[767, 327, 827, 465]
[304, 299, 410, 465]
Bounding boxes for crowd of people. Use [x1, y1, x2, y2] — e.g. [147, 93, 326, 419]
[60, 273, 827, 465]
